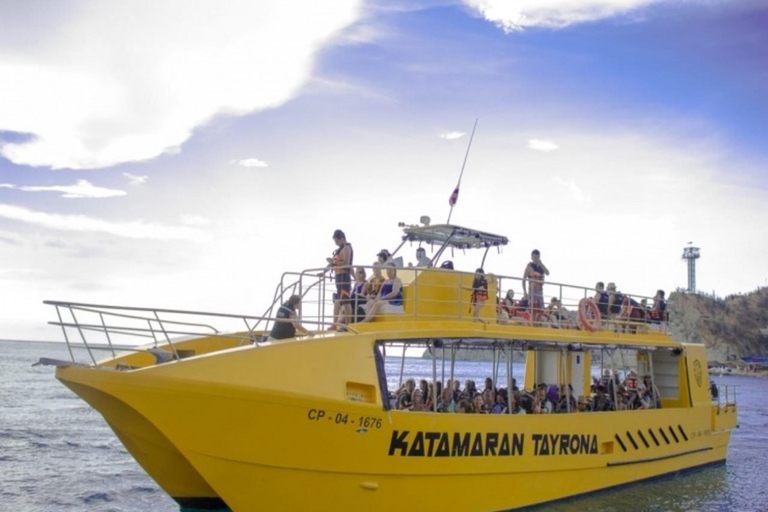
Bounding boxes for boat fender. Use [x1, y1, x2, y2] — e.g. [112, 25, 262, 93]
[578, 298, 602, 332]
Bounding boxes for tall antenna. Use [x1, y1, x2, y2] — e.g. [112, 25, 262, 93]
[682, 243, 700, 293]
[446, 118, 478, 224]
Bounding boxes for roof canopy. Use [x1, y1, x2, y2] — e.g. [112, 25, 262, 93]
[401, 224, 508, 250]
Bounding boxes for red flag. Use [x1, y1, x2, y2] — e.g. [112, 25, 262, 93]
[448, 187, 459, 207]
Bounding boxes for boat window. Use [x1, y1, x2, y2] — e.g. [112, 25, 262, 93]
[376, 339, 678, 414]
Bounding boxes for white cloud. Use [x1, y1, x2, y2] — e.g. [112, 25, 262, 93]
[180, 214, 212, 226]
[0, 180, 126, 198]
[553, 176, 591, 202]
[440, 132, 467, 140]
[0, 1, 362, 169]
[123, 172, 148, 185]
[231, 158, 269, 168]
[528, 139, 560, 152]
[464, 0, 658, 30]
[0, 204, 206, 241]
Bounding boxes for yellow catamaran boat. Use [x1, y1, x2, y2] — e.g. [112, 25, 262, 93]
[39, 222, 737, 512]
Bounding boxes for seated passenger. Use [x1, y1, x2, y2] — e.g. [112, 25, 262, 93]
[472, 392, 485, 413]
[606, 282, 624, 316]
[397, 379, 416, 409]
[642, 375, 661, 408]
[650, 290, 667, 324]
[464, 379, 477, 396]
[376, 249, 392, 265]
[592, 385, 615, 412]
[451, 379, 462, 402]
[409, 389, 429, 412]
[576, 396, 591, 413]
[471, 268, 489, 323]
[457, 399, 472, 414]
[415, 247, 432, 267]
[439, 260, 454, 270]
[594, 282, 610, 316]
[360, 262, 404, 322]
[496, 297, 509, 324]
[351, 267, 368, 323]
[484, 389, 505, 414]
[437, 387, 456, 413]
[363, 262, 385, 302]
[268, 295, 312, 341]
[510, 391, 526, 414]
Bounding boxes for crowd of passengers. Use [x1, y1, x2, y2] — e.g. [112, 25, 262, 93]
[498, 282, 667, 328]
[390, 371, 661, 414]
[268, 231, 669, 339]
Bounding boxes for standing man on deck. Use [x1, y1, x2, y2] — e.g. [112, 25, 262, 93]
[327, 229, 354, 329]
[523, 249, 549, 324]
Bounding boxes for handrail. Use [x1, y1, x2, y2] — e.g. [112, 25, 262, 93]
[45, 265, 672, 367]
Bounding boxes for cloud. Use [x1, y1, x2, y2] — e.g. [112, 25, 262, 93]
[123, 172, 148, 185]
[439, 132, 467, 140]
[464, 0, 658, 30]
[180, 214, 212, 226]
[0, 180, 126, 198]
[553, 176, 591, 203]
[0, 1, 362, 169]
[528, 139, 560, 152]
[0, 204, 206, 241]
[230, 158, 269, 168]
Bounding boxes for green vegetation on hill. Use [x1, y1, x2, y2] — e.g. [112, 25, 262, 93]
[669, 287, 768, 361]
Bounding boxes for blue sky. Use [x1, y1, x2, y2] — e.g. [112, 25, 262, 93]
[1, 0, 767, 340]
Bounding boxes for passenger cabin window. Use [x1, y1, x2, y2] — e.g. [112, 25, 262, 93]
[376, 339, 682, 414]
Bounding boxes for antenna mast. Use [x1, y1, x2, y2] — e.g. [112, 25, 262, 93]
[446, 118, 478, 224]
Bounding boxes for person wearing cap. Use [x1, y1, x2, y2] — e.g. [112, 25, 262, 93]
[523, 249, 549, 324]
[326, 229, 353, 329]
[606, 282, 625, 317]
[376, 249, 391, 265]
[576, 396, 591, 413]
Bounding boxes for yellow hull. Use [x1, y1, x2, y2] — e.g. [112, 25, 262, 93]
[56, 331, 737, 512]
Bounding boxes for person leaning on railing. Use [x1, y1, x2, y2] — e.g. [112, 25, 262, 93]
[267, 295, 313, 341]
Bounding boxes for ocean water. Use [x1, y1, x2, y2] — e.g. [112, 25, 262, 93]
[2, 340, 767, 512]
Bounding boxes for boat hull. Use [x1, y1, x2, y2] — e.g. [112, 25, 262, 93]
[56, 338, 734, 512]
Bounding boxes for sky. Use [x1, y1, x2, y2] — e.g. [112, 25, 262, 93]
[1, 0, 767, 341]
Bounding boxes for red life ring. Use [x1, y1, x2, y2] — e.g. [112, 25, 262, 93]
[516, 311, 531, 323]
[578, 298, 602, 332]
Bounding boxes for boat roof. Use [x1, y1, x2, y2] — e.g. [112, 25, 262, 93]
[401, 224, 508, 250]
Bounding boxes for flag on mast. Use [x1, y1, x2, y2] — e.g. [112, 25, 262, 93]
[448, 186, 459, 207]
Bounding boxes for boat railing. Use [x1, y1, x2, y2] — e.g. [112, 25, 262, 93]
[267, 265, 667, 335]
[42, 300, 333, 367]
[713, 384, 738, 407]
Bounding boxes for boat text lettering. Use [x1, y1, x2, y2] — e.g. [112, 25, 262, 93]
[307, 409, 326, 421]
[388, 431, 598, 457]
[307, 409, 383, 429]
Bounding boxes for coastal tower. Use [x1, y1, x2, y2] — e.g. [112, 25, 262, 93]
[682, 243, 700, 293]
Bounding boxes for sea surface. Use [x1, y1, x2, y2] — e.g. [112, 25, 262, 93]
[1, 340, 767, 512]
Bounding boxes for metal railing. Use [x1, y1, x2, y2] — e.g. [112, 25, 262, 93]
[266, 265, 667, 334]
[44, 300, 329, 367]
[713, 384, 738, 406]
[45, 267, 668, 367]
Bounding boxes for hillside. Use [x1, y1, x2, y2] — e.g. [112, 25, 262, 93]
[669, 287, 768, 362]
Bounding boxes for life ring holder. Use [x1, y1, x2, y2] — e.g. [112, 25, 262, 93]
[578, 298, 602, 332]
